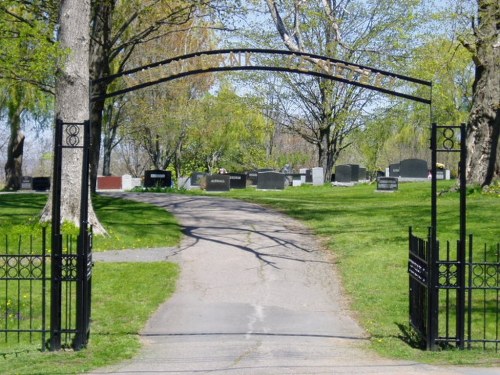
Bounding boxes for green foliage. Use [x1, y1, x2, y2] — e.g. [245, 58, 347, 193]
[0, 1, 61, 90]
[183, 83, 271, 173]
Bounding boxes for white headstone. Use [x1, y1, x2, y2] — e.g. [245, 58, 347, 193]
[177, 176, 191, 189]
[299, 168, 308, 184]
[312, 167, 324, 186]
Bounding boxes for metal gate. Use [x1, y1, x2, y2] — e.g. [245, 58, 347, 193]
[50, 119, 93, 351]
[409, 123, 499, 351]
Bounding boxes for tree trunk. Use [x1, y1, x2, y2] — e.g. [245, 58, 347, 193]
[89, 1, 114, 191]
[465, 0, 500, 186]
[41, 0, 105, 234]
[4, 105, 25, 191]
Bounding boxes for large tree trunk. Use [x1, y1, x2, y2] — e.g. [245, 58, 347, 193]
[89, 1, 114, 190]
[41, 0, 105, 234]
[464, 0, 500, 186]
[4, 105, 25, 191]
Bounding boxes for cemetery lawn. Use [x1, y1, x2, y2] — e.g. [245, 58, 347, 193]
[0, 193, 182, 250]
[0, 262, 179, 375]
[222, 181, 500, 366]
[0, 193, 181, 374]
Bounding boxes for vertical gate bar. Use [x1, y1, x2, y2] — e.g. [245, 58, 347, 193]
[74, 120, 90, 350]
[50, 118, 63, 351]
[41, 226, 47, 351]
[496, 243, 499, 352]
[428, 123, 439, 350]
[467, 234, 473, 350]
[457, 123, 467, 349]
[17, 236, 20, 343]
[3, 235, 7, 342]
[482, 245, 486, 349]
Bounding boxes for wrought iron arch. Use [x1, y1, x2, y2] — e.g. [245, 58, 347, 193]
[91, 48, 432, 105]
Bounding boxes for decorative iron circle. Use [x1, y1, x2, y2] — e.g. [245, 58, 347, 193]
[442, 128, 455, 150]
[65, 124, 81, 147]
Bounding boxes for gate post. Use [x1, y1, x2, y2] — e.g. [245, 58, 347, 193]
[428, 123, 467, 350]
[50, 119, 92, 351]
[73, 120, 92, 350]
[428, 123, 439, 350]
[50, 119, 64, 351]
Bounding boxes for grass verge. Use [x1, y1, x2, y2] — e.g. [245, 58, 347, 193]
[0, 193, 182, 250]
[221, 181, 500, 366]
[0, 262, 179, 375]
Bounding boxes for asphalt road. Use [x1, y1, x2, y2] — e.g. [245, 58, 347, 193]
[91, 193, 498, 375]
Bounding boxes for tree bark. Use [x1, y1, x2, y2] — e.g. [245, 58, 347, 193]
[41, 0, 105, 234]
[4, 104, 25, 191]
[464, 0, 500, 186]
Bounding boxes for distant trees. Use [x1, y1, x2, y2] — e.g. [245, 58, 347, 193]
[0, 1, 59, 190]
[259, 0, 429, 181]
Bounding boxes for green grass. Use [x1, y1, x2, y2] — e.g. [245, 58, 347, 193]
[0, 193, 182, 251]
[0, 193, 182, 373]
[220, 181, 500, 365]
[0, 262, 179, 375]
[1, 183, 499, 368]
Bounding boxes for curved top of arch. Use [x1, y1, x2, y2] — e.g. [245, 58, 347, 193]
[91, 48, 432, 105]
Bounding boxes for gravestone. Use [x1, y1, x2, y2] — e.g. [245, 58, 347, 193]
[177, 176, 191, 189]
[228, 173, 247, 189]
[305, 169, 313, 183]
[144, 170, 171, 188]
[21, 176, 32, 190]
[299, 168, 308, 184]
[257, 171, 285, 190]
[122, 174, 142, 190]
[206, 174, 230, 192]
[335, 165, 352, 183]
[289, 174, 303, 187]
[349, 164, 360, 182]
[377, 177, 398, 191]
[399, 159, 428, 179]
[312, 167, 324, 186]
[97, 176, 122, 190]
[190, 172, 207, 187]
[246, 171, 258, 186]
[389, 163, 400, 177]
[32, 177, 50, 191]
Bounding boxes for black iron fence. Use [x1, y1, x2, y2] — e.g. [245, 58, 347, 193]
[409, 228, 499, 351]
[0, 228, 82, 352]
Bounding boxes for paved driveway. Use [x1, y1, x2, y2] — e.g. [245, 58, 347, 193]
[91, 193, 498, 375]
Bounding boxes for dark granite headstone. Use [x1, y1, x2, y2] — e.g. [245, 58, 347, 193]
[246, 171, 258, 185]
[349, 164, 360, 182]
[206, 174, 230, 192]
[377, 177, 398, 191]
[21, 176, 32, 190]
[190, 172, 207, 186]
[144, 170, 171, 188]
[436, 169, 445, 180]
[389, 163, 400, 177]
[400, 159, 428, 178]
[228, 173, 247, 189]
[257, 172, 285, 190]
[32, 177, 50, 191]
[305, 169, 312, 183]
[335, 165, 352, 182]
